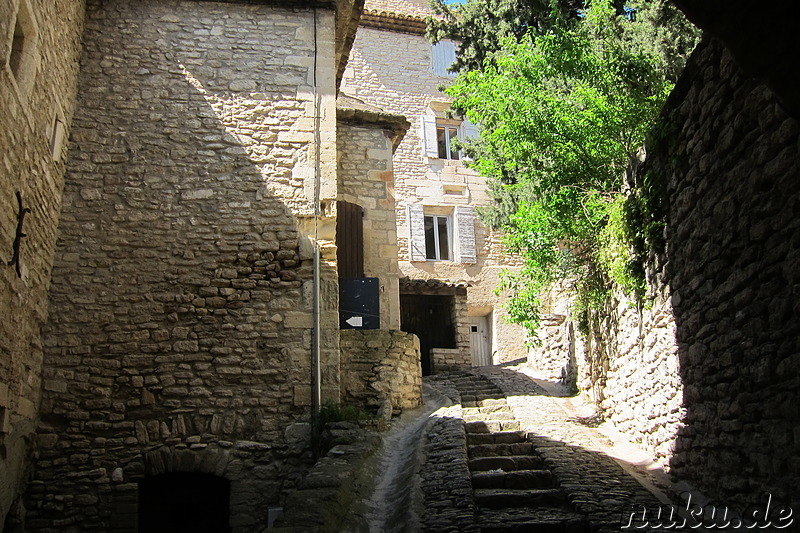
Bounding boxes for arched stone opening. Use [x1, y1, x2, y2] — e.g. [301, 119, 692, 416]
[138, 472, 231, 533]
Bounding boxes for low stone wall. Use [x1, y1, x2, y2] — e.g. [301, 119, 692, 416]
[431, 348, 470, 372]
[340, 330, 422, 414]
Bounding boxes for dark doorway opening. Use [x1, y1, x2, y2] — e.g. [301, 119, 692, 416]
[400, 294, 456, 375]
[138, 472, 231, 533]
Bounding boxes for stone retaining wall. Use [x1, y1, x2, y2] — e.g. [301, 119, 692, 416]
[340, 329, 422, 414]
[529, 284, 681, 469]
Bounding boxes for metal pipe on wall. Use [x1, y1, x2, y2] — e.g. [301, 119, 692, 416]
[310, 6, 322, 416]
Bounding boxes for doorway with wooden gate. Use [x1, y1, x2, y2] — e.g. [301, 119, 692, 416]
[400, 293, 456, 376]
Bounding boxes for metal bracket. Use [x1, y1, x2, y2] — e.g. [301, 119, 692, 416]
[7, 191, 31, 278]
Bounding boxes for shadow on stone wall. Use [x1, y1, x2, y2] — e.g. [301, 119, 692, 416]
[648, 37, 800, 514]
[31, 1, 326, 531]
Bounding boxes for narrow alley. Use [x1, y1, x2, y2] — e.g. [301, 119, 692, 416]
[419, 364, 677, 532]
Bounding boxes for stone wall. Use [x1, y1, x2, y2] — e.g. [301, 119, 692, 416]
[530, 37, 800, 511]
[530, 279, 682, 469]
[27, 1, 339, 531]
[337, 118, 402, 329]
[340, 329, 422, 413]
[655, 38, 799, 511]
[342, 19, 526, 364]
[0, 0, 85, 528]
[431, 287, 471, 371]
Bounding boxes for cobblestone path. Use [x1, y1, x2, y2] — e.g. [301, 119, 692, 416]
[420, 366, 668, 532]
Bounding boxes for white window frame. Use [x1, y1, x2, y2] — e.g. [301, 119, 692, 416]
[424, 214, 452, 261]
[436, 122, 462, 160]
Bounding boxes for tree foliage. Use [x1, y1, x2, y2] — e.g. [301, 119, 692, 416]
[443, 0, 699, 335]
[427, 0, 584, 73]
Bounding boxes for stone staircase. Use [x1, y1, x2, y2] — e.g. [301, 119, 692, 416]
[449, 373, 591, 533]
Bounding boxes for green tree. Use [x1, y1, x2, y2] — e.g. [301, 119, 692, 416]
[426, 0, 583, 73]
[445, 0, 694, 335]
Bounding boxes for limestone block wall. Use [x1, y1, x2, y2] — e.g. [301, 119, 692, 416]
[337, 120, 402, 329]
[0, 0, 85, 527]
[432, 287, 471, 371]
[342, 23, 526, 363]
[28, 1, 339, 531]
[339, 329, 422, 412]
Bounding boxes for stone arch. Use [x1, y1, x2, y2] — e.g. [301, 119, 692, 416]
[109, 446, 235, 533]
[141, 445, 232, 479]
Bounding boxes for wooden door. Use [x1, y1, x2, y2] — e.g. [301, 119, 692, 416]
[469, 315, 491, 367]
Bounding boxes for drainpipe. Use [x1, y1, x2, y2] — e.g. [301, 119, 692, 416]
[311, 6, 322, 417]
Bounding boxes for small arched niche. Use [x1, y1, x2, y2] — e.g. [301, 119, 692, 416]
[138, 472, 230, 533]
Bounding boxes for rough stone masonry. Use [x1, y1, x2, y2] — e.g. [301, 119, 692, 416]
[27, 1, 341, 530]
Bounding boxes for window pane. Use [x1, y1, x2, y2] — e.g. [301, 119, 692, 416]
[437, 217, 450, 260]
[448, 127, 460, 160]
[424, 216, 437, 259]
[436, 127, 447, 159]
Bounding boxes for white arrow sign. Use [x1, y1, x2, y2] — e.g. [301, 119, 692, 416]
[345, 316, 363, 327]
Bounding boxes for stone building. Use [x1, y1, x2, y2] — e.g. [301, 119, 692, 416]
[341, 0, 527, 375]
[1, 0, 86, 529]
[0, 0, 421, 530]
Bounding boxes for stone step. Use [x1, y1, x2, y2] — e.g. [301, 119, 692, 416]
[475, 488, 567, 509]
[477, 508, 590, 533]
[472, 469, 555, 490]
[463, 400, 509, 408]
[466, 431, 527, 446]
[463, 411, 516, 423]
[465, 420, 521, 433]
[467, 442, 535, 458]
[461, 396, 506, 405]
[469, 455, 546, 472]
[462, 404, 509, 416]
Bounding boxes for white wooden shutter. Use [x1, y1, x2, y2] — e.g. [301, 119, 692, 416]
[408, 204, 427, 261]
[455, 205, 477, 264]
[421, 116, 438, 159]
[462, 119, 479, 139]
[431, 40, 457, 77]
[461, 119, 479, 160]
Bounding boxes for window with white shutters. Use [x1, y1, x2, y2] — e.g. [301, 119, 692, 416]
[422, 117, 465, 160]
[408, 205, 477, 263]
